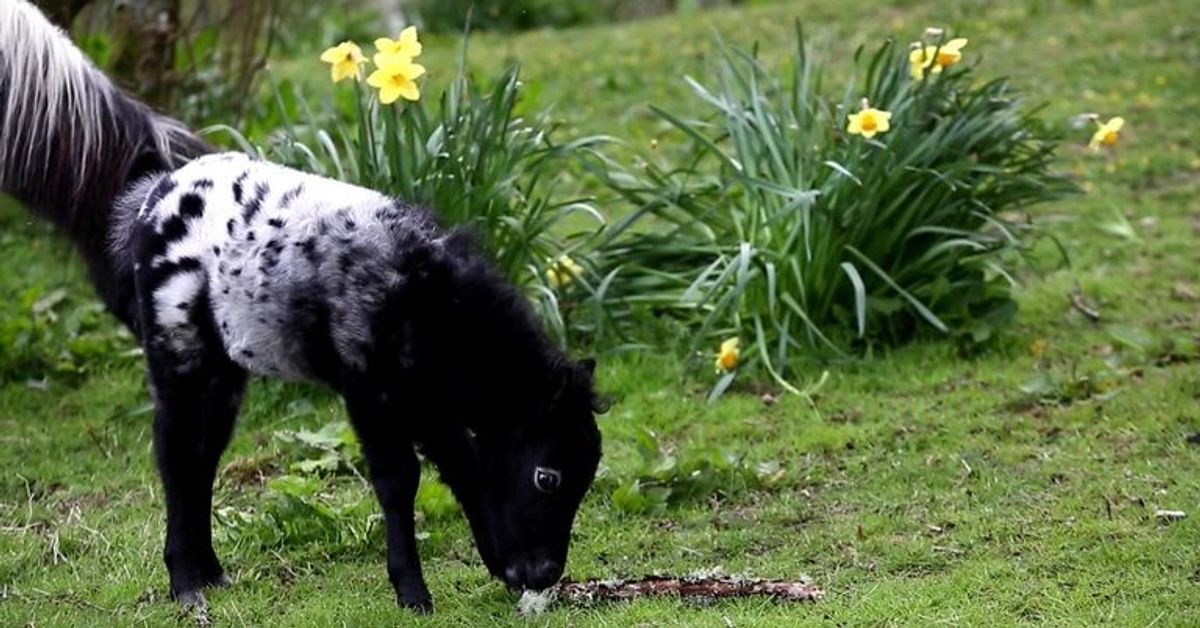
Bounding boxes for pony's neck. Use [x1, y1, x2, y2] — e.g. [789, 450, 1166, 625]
[419, 247, 562, 427]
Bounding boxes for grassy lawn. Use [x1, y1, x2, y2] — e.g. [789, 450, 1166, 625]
[3, 0, 1200, 625]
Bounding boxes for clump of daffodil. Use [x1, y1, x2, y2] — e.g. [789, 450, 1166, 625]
[546, 255, 583, 289]
[375, 26, 422, 60]
[319, 41, 365, 83]
[846, 99, 892, 139]
[714, 337, 740, 373]
[909, 35, 968, 80]
[1089, 116, 1125, 151]
[366, 55, 426, 104]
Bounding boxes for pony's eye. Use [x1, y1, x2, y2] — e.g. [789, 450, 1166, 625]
[533, 466, 562, 494]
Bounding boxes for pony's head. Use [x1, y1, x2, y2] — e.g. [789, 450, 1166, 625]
[425, 357, 604, 591]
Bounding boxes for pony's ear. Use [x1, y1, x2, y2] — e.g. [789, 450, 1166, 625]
[442, 225, 478, 255]
[550, 357, 608, 416]
[578, 357, 597, 378]
[590, 391, 612, 415]
[573, 357, 609, 415]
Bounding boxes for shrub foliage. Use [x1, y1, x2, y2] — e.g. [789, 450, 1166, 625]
[586, 26, 1074, 389]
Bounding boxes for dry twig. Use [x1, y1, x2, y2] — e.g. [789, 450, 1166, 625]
[1070, 284, 1101, 323]
[551, 575, 824, 606]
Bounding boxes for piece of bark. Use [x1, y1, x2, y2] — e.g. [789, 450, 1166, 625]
[552, 575, 824, 605]
[1154, 509, 1186, 522]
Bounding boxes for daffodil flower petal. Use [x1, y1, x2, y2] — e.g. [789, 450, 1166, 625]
[398, 26, 422, 57]
[847, 114, 863, 135]
[379, 85, 402, 105]
[944, 38, 968, 53]
[397, 82, 420, 102]
[366, 69, 388, 88]
[375, 26, 422, 58]
[374, 37, 398, 53]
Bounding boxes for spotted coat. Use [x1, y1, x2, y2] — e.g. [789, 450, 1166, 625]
[114, 152, 439, 380]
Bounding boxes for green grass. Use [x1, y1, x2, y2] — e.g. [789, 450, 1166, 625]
[4, 0, 1200, 625]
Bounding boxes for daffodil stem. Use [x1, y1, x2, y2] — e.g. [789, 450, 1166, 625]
[385, 103, 404, 196]
[352, 80, 370, 180]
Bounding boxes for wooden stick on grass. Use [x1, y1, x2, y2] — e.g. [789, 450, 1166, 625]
[519, 575, 824, 614]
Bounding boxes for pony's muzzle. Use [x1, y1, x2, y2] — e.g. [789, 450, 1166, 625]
[503, 559, 563, 592]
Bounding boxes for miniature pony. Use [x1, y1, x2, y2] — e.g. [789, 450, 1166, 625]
[0, 1, 602, 612]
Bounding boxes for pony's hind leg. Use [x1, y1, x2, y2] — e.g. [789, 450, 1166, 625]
[132, 258, 247, 607]
[130, 200, 247, 605]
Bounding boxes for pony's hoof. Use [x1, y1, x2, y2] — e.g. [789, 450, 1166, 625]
[174, 588, 207, 610]
[206, 572, 233, 588]
[398, 590, 433, 614]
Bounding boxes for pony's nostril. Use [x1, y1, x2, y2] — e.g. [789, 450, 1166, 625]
[503, 560, 562, 591]
[527, 560, 563, 591]
[503, 565, 523, 590]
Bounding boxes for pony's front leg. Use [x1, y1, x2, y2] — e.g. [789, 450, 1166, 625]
[345, 392, 432, 612]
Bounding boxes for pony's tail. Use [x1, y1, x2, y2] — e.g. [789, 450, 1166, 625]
[0, 0, 210, 326]
[0, 0, 210, 245]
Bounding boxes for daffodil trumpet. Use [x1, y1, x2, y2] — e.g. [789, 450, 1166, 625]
[715, 337, 740, 373]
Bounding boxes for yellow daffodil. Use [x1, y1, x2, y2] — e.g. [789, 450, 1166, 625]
[366, 55, 426, 104]
[933, 38, 968, 68]
[1089, 116, 1125, 151]
[319, 41, 365, 83]
[909, 37, 968, 80]
[715, 337, 740, 373]
[846, 102, 892, 139]
[546, 255, 583, 288]
[375, 26, 422, 60]
[908, 43, 932, 80]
